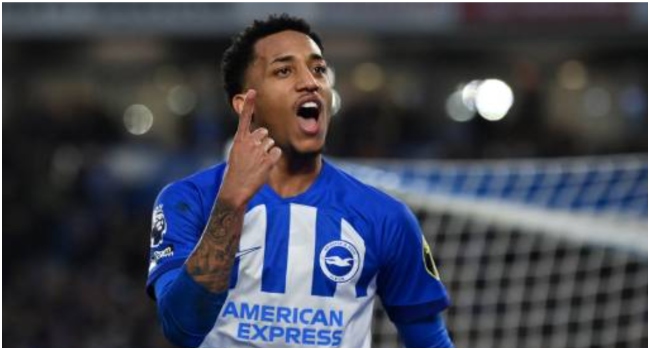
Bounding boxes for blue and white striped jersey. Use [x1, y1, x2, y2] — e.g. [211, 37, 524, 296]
[147, 159, 450, 347]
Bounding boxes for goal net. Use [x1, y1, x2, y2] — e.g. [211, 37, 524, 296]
[336, 154, 648, 347]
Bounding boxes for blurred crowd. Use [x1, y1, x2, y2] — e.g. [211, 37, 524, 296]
[3, 101, 169, 346]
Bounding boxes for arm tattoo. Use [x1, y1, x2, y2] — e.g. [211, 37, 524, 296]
[185, 199, 245, 293]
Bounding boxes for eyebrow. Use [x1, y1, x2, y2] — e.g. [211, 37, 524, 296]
[270, 53, 325, 65]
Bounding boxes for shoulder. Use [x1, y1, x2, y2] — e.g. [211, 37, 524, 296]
[180, 162, 228, 191]
[327, 162, 422, 265]
[326, 160, 413, 223]
[156, 162, 227, 206]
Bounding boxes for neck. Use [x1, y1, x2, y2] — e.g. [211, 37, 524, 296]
[268, 152, 322, 198]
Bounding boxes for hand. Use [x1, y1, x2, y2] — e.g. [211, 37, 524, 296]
[219, 89, 282, 207]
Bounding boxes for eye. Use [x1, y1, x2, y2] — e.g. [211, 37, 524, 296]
[275, 67, 292, 77]
[314, 65, 328, 75]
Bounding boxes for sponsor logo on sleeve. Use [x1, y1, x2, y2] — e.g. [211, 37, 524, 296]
[148, 245, 174, 273]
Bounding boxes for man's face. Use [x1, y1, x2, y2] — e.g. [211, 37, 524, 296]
[236, 30, 333, 156]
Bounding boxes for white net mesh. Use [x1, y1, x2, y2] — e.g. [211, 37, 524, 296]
[335, 154, 648, 347]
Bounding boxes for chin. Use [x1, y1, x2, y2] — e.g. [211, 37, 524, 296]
[288, 142, 325, 158]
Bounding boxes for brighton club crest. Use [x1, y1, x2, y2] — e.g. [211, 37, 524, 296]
[319, 240, 360, 283]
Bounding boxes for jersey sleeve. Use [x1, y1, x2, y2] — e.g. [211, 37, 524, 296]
[146, 180, 205, 299]
[377, 202, 451, 324]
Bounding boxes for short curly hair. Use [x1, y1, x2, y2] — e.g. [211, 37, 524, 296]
[220, 14, 324, 108]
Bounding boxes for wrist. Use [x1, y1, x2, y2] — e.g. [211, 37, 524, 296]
[216, 187, 249, 211]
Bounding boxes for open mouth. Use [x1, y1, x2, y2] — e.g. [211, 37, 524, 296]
[295, 99, 322, 135]
[297, 101, 321, 120]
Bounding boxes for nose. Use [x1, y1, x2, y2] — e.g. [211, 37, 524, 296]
[296, 66, 320, 93]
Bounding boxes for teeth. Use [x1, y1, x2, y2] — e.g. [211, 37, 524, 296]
[301, 101, 318, 109]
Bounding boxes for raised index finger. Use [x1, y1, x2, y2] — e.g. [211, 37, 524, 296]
[237, 89, 256, 135]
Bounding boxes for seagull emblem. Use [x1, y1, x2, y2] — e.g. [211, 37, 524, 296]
[324, 256, 354, 267]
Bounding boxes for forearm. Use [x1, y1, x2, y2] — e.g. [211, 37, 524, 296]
[155, 194, 246, 346]
[396, 314, 454, 348]
[157, 268, 227, 347]
[185, 195, 246, 293]
[183, 88, 278, 293]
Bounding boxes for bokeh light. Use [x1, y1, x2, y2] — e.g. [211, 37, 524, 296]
[475, 79, 514, 121]
[352, 62, 385, 92]
[446, 90, 475, 122]
[619, 85, 646, 119]
[167, 85, 197, 116]
[558, 60, 588, 90]
[331, 89, 342, 116]
[461, 80, 482, 112]
[123, 104, 154, 135]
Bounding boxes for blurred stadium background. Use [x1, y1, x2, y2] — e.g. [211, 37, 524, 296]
[3, 3, 647, 347]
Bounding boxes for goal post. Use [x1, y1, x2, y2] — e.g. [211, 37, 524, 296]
[335, 154, 648, 347]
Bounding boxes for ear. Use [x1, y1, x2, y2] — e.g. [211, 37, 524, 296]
[232, 93, 246, 115]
